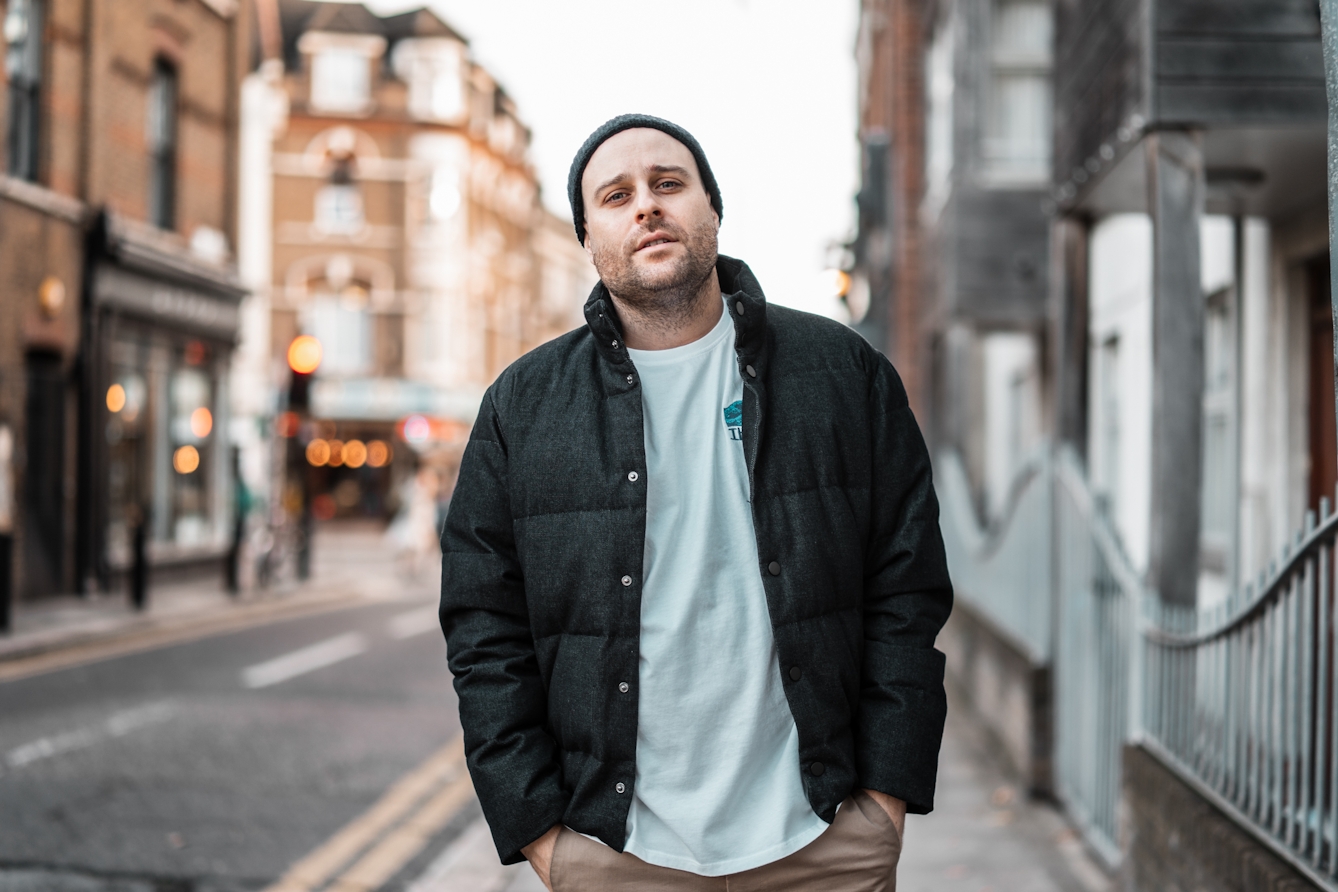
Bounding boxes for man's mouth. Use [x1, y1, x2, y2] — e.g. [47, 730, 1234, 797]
[636, 235, 677, 252]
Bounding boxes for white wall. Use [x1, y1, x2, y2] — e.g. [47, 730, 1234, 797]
[1087, 213, 1154, 572]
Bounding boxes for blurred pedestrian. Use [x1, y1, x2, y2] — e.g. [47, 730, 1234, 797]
[388, 466, 440, 580]
[440, 114, 953, 891]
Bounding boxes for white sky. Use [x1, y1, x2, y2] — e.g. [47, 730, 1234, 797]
[360, 0, 859, 319]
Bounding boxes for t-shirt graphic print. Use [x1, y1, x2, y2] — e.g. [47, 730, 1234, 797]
[723, 399, 743, 441]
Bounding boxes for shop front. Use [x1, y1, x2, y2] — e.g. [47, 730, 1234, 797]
[82, 219, 246, 591]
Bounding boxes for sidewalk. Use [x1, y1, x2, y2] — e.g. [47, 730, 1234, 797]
[406, 703, 1113, 892]
[0, 521, 425, 672]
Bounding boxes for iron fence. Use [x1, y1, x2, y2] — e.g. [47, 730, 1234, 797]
[938, 446, 1338, 881]
[1052, 448, 1138, 868]
[1142, 497, 1338, 886]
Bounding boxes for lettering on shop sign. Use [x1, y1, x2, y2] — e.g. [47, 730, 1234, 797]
[94, 266, 241, 338]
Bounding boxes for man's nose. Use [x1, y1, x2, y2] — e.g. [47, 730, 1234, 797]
[634, 187, 662, 222]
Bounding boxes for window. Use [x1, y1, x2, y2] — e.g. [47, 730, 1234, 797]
[1097, 335, 1120, 518]
[4, 0, 42, 181]
[311, 48, 370, 113]
[1201, 287, 1235, 563]
[147, 59, 178, 229]
[308, 294, 371, 376]
[923, 18, 954, 211]
[397, 41, 464, 122]
[984, 0, 1052, 182]
[314, 185, 364, 234]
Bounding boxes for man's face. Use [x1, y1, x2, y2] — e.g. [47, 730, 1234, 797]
[581, 128, 719, 304]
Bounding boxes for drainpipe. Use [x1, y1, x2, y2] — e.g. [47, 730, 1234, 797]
[1323, 1, 1338, 450]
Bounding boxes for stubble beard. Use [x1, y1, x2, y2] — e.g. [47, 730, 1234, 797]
[592, 217, 719, 334]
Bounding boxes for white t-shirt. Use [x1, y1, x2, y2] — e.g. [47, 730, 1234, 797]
[621, 302, 827, 876]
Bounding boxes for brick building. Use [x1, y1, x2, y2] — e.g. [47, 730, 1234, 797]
[234, 1, 593, 527]
[0, 0, 249, 612]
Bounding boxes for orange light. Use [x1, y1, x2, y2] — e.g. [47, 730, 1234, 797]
[106, 384, 126, 413]
[327, 439, 344, 467]
[277, 411, 300, 438]
[173, 445, 200, 474]
[343, 439, 367, 468]
[287, 335, 323, 375]
[367, 440, 390, 468]
[190, 407, 213, 438]
[306, 438, 331, 466]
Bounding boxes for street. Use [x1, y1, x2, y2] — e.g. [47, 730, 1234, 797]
[0, 527, 470, 892]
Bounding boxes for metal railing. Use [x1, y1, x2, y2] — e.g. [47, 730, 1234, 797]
[1142, 497, 1338, 886]
[936, 450, 1053, 662]
[938, 445, 1338, 882]
[1052, 448, 1139, 868]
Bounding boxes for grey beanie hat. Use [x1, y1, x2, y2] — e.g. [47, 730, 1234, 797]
[566, 113, 723, 244]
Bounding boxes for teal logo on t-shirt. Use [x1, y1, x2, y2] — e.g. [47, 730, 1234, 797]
[723, 400, 743, 441]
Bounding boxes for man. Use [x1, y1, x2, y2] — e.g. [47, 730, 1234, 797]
[440, 114, 952, 891]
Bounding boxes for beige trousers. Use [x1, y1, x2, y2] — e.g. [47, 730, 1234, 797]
[548, 792, 901, 892]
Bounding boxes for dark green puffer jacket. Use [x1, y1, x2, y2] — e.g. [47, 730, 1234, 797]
[440, 255, 953, 865]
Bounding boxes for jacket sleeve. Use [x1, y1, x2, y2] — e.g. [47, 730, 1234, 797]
[439, 390, 568, 864]
[856, 354, 954, 815]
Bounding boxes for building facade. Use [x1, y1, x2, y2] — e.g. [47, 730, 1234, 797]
[0, 0, 249, 608]
[235, 2, 593, 531]
[854, 0, 1336, 883]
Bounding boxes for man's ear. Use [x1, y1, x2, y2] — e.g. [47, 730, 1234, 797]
[583, 234, 594, 262]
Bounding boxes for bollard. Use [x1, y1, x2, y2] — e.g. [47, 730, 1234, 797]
[297, 505, 312, 581]
[130, 512, 148, 611]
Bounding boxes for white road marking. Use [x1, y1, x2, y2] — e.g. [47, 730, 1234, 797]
[5, 700, 176, 770]
[388, 607, 440, 641]
[242, 633, 368, 689]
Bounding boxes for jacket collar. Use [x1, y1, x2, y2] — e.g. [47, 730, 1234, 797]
[582, 254, 769, 376]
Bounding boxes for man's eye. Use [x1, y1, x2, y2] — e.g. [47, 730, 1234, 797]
[657, 180, 681, 190]
[604, 191, 627, 203]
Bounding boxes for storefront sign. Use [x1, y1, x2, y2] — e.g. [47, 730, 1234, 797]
[310, 377, 482, 424]
[94, 265, 242, 340]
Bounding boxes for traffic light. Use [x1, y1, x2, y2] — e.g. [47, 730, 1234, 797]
[287, 335, 322, 410]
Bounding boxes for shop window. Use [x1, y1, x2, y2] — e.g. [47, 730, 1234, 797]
[147, 59, 178, 230]
[106, 333, 219, 563]
[4, 0, 42, 181]
[983, 0, 1052, 183]
[311, 48, 370, 113]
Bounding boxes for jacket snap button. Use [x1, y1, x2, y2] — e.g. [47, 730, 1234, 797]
[628, 471, 639, 482]
[616, 782, 626, 794]
[621, 575, 632, 587]
[789, 666, 802, 682]
[768, 561, 781, 576]
[618, 682, 630, 693]
[746, 365, 757, 378]
[735, 300, 745, 315]
[627, 374, 635, 384]
[611, 340, 619, 348]
[810, 761, 825, 777]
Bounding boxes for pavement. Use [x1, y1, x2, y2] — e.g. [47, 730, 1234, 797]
[399, 700, 1114, 892]
[0, 522, 419, 677]
[0, 524, 1114, 892]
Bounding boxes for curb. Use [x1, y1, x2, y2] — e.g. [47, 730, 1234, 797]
[0, 584, 388, 683]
